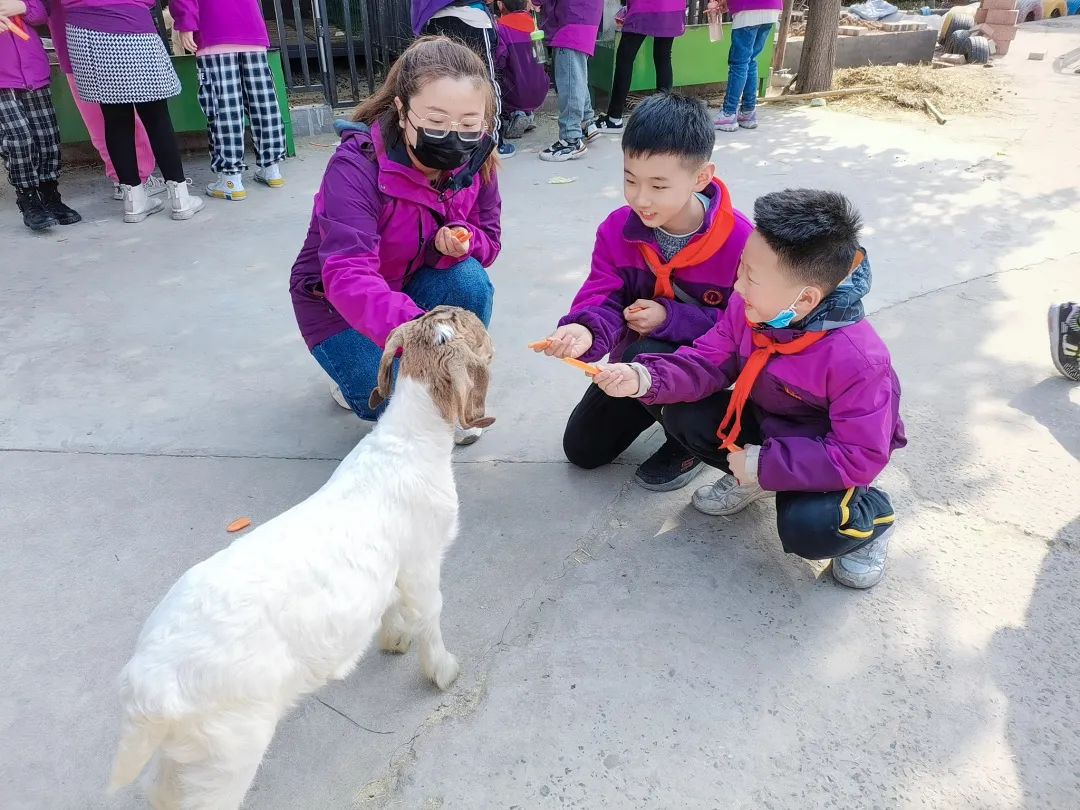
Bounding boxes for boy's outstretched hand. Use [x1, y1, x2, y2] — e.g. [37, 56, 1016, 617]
[538, 323, 593, 359]
[624, 299, 666, 335]
[594, 363, 639, 398]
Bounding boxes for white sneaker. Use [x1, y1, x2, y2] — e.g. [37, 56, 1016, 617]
[254, 164, 285, 188]
[206, 172, 246, 201]
[454, 426, 483, 446]
[329, 382, 353, 411]
[121, 183, 165, 223]
[143, 174, 168, 197]
[168, 179, 205, 220]
[691, 474, 773, 516]
[831, 527, 893, 589]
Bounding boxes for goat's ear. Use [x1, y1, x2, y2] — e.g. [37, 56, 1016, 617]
[369, 328, 404, 411]
[461, 358, 495, 429]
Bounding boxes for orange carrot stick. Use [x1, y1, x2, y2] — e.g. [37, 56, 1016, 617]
[527, 340, 550, 350]
[7, 17, 31, 41]
[628, 306, 646, 314]
[450, 226, 470, 244]
[560, 357, 600, 376]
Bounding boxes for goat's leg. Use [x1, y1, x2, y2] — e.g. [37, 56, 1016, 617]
[378, 585, 413, 653]
[398, 562, 459, 690]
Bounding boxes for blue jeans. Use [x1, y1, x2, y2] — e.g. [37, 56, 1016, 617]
[311, 258, 494, 421]
[554, 47, 594, 142]
[722, 23, 774, 116]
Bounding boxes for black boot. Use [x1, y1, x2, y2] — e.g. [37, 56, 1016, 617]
[15, 188, 58, 232]
[38, 180, 82, 225]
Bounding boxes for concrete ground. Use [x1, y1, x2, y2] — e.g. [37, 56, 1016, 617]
[3, 20, 1079, 810]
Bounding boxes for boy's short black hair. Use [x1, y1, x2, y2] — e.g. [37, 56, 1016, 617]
[753, 189, 863, 291]
[499, 0, 528, 11]
[622, 92, 714, 167]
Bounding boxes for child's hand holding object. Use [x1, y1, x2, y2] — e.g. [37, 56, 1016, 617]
[535, 323, 593, 359]
[435, 226, 470, 258]
[624, 299, 666, 335]
[593, 363, 640, 398]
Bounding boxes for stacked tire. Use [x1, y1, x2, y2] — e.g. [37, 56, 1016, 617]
[938, 4, 992, 64]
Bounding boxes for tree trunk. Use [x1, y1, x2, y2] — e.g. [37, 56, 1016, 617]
[796, 0, 841, 94]
[772, 0, 795, 72]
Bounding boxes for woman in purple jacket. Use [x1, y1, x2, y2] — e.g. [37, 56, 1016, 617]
[595, 0, 686, 131]
[290, 37, 501, 442]
[595, 190, 906, 589]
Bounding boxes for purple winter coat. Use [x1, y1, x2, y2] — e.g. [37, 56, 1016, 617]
[727, 0, 784, 13]
[637, 289, 906, 493]
[411, 0, 455, 35]
[0, 0, 50, 91]
[559, 179, 752, 364]
[289, 123, 502, 350]
[169, 0, 270, 50]
[537, 0, 603, 56]
[495, 12, 549, 113]
[621, 0, 686, 39]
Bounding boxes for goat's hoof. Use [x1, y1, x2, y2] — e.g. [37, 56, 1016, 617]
[425, 653, 460, 690]
[379, 630, 412, 654]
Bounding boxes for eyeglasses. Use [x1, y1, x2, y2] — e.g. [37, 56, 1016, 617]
[406, 111, 488, 143]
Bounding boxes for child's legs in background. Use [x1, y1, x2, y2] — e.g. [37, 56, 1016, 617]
[0, 89, 39, 190]
[775, 487, 895, 560]
[563, 338, 677, 468]
[721, 25, 760, 116]
[607, 32, 646, 120]
[652, 36, 674, 94]
[554, 47, 591, 140]
[739, 24, 773, 113]
[100, 103, 141, 186]
[238, 51, 287, 168]
[133, 101, 185, 181]
[19, 88, 61, 185]
[64, 73, 154, 184]
[196, 54, 246, 174]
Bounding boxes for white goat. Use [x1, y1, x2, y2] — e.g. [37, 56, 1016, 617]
[108, 306, 495, 809]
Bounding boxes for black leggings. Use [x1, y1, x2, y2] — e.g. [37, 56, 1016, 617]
[100, 100, 184, 187]
[608, 33, 674, 120]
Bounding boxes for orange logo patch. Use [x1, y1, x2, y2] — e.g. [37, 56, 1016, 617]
[702, 289, 724, 306]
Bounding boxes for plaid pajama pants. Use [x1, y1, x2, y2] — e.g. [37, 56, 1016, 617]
[0, 87, 61, 191]
[196, 51, 286, 174]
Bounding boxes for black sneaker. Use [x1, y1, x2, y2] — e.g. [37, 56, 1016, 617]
[504, 111, 530, 139]
[38, 180, 82, 225]
[634, 438, 704, 492]
[581, 119, 602, 142]
[594, 114, 625, 132]
[15, 188, 58, 232]
[539, 138, 587, 162]
[1049, 302, 1080, 381]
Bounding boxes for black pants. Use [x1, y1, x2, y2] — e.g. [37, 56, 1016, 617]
[659, 392, 896, 560]
[607, 33, 674, 120]
[423, 17, 503, 141]
[100, 100, 184, 187]
[563, 339, 677, 469]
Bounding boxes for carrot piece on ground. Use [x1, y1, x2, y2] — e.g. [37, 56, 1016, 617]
[227, 518, 252, 533]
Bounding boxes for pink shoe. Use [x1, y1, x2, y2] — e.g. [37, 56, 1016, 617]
[714, 112, 738, 132]
[737, 110, 758, 129]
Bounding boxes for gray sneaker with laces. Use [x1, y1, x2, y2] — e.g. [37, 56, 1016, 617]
[691, 474, 773, 516]
[831, 527, 893, 589]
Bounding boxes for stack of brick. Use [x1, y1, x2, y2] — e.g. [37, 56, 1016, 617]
[974, 0, 1020, 56]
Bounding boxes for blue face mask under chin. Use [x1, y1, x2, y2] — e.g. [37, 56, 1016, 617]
[762, 288, 808, 329]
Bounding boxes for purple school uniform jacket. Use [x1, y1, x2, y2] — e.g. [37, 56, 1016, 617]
[621, 0, 686, 39]
[0, 0, 50, 91]
[727, 0, 784, 12]
[169, 0, 271, 49]
[636, 260, 906, 493]
[537, 0, 603, 56]
[495, 12, 549, 113]
[559, 178, 752, 364]
[289, 122, 502, 350]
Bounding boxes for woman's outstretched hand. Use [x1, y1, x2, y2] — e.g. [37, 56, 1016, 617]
[435, 226, 470, 258]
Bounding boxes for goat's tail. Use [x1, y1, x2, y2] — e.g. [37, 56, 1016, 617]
[108, 712, 168, 792]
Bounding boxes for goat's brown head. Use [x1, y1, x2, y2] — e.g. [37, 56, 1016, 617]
[368, 306, 495, 429]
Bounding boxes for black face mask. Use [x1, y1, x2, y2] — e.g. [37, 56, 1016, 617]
[410, 127, 479, 172]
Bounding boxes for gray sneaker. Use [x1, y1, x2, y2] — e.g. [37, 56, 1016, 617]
[691, 474, 772, 516]
[831, 527, 894, 589]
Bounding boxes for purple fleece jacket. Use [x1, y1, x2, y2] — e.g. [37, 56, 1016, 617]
[290, 123, 502, 350]
[558, 179, 752, 364]
[537, 0, 603, 56]
[169, 0, 270, 49]
[636, 290, 906, 492]
[621, 0, 686, 39]
[727, 0, 784, 13]
[0, 0, 50, 91]
[495, 13, 550, 113]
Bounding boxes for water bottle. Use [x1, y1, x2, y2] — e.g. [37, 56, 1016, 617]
[531, 29, 548, 64]
[707, 8, 723, 42]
